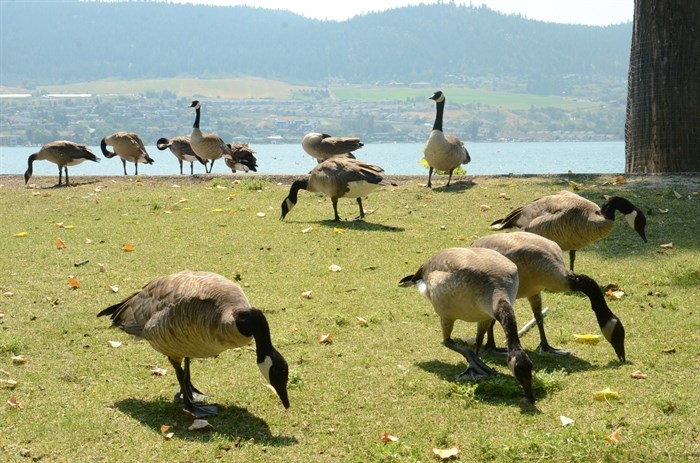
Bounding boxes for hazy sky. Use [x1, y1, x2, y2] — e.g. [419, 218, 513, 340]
[164, 0, 634, 25]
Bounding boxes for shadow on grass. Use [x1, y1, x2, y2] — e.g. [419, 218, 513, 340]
[114, 398, 297, 446]
[429, 178, 476, 192]
[28, 179, 103, 189]
[284, 217, 405, 232]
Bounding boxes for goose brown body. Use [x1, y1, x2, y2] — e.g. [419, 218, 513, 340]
[423, 91, 470, 187]
[400, 247, 535, 403]
[302, 132, 362, 162]
[98, 270, 289, 416]
[24, 140, 99, 185]
[490, 191, 647, 270]
[471, 232, 626, 361]
[280, 157, 389, 221]
[156, 136, 206, 175]
[100, 131, 154, 175]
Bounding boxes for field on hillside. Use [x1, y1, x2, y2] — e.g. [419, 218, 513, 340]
[1, 173, 698, 462]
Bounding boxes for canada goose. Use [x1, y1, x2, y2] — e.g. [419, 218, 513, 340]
[301, 132, 362, 163]
[280, 157, 389, 222]
[24, 140, 99, 186]
[471, 232, 626, 361]
[97, 270, 289, 417]
[399, 247, 535, 403]
[490, 191, 647, 271]
[156, 136, 206, 175]
[224, 143, 258, 173]
[188, 100, 258, 174]
[423, 91, 471, 188]
[100, 131, 154, 175]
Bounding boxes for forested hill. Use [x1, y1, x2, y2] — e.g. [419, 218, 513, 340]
[1, 1, 631, 93]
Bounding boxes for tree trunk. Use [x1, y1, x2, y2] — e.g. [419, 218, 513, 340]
[625, 0, 700, 172]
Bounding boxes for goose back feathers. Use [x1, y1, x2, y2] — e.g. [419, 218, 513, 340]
[280, 157, 389, 221]
[400, 247, 535, 403]
[100, 131, 154, 175]
[98, 270, 289, 416]
[156, 136, 206, 175]
[302, 132, 362, 162]
[472, 232, 626, 361]
[490, 190, 647, 270]
[24, 140, 99, 185]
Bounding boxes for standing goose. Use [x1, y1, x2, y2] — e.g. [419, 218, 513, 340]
[97, 270, 290, 418]
[156, 136, 206, 175]
[490, 190, 648, 271]
[399, 247, 535, 403]
[280, 157, 390, 222]
[301, 132, 362, 163]
[423, 91, 471, 188]
[471, 232, 626, 361]
[100, 131, 154, 175]
[24, 140, 99, 186]
[188, 100, 258, 174]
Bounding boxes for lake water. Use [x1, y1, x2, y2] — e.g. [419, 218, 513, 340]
[0, 141, 624, 177]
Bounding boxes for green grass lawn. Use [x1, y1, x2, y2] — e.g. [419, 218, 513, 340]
[1, 173, 698, 462]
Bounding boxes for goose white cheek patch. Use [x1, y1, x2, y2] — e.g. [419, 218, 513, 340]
[258, 356, 273, 384]
[625, 210, 637, 229]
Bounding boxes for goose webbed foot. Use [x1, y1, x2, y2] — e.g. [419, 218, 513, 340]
[183, 402, 219, 419]
[174, 386, 207, 404]
[444, 338, 498, 380]
[536, 343, 572, 356]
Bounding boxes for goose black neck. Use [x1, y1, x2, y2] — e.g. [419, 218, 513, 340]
[432, 99, 445, 132]
[236, 308, 274, 361]
[289, 179, 309, 203]
[193, 107, 201, 129]
[567, 272, 615, 326]
[99, 138, 114, 157]
[494, 298, 523, 351]
[600, 196, 634, 220]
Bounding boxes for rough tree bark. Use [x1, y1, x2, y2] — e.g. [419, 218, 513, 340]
[625, 0, 700, 172]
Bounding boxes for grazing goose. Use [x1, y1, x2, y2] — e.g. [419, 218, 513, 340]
[423, 91, 471, 188]
[100, 131, 154, 175]
[490, 191, 648, 271]
[24, 140, 99, 186]
[399, 247, 535, 403]
[280, 157, 389, 222]
[97, 270, 290, 418]
[472, 232, 626, 361]
[301, 132, 362, 163]
[224, 143, 258, 173]
[156, 136, 206, 175]
[188, 100, 258, 174]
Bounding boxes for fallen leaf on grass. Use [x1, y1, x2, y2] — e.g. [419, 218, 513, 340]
[160, 424, 174, 439]
[301, 290, 313, 299]
[333, 227, 346, 234]
[673, 190, 682, 199]
[98, 263, 107, 272]
[328, 264, 342, 272]
[62, 225, 75, 229]
[7, 396, 23, 409]
[480, 204, 491, 212]
[658, 208, 669, 214]
[108, 341, 122, 348]
[606, 428, 622, 443]
[661, 347, 676, 354]
[301, 226, 314, 233]
[14, 232, 29, 237]
[0, 378, 18, 389]
[122, 244, 135, 252]
[605, 289, 625, 299]
[356, 317, 368, 327]
[431, 446, 460, 460]
[55, 237, 66, 249]
[593, 388, 619, 401]
[630, 370, 647, 379]
[211, 208, 224, 213]
[107, 284, 120, 293]
[150, 366, 167, 376]
[11, 355, 27, 365]
[660, 242, 673, 249]
[318, 333, 333, 344]
[188, 419, 213, 431]
[573, 334, 601, 344]
[380, 432, 399, 443]
[560, 415, 575, 426]
[256, 212, 266, 218]
[67, 277, 80, 289]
